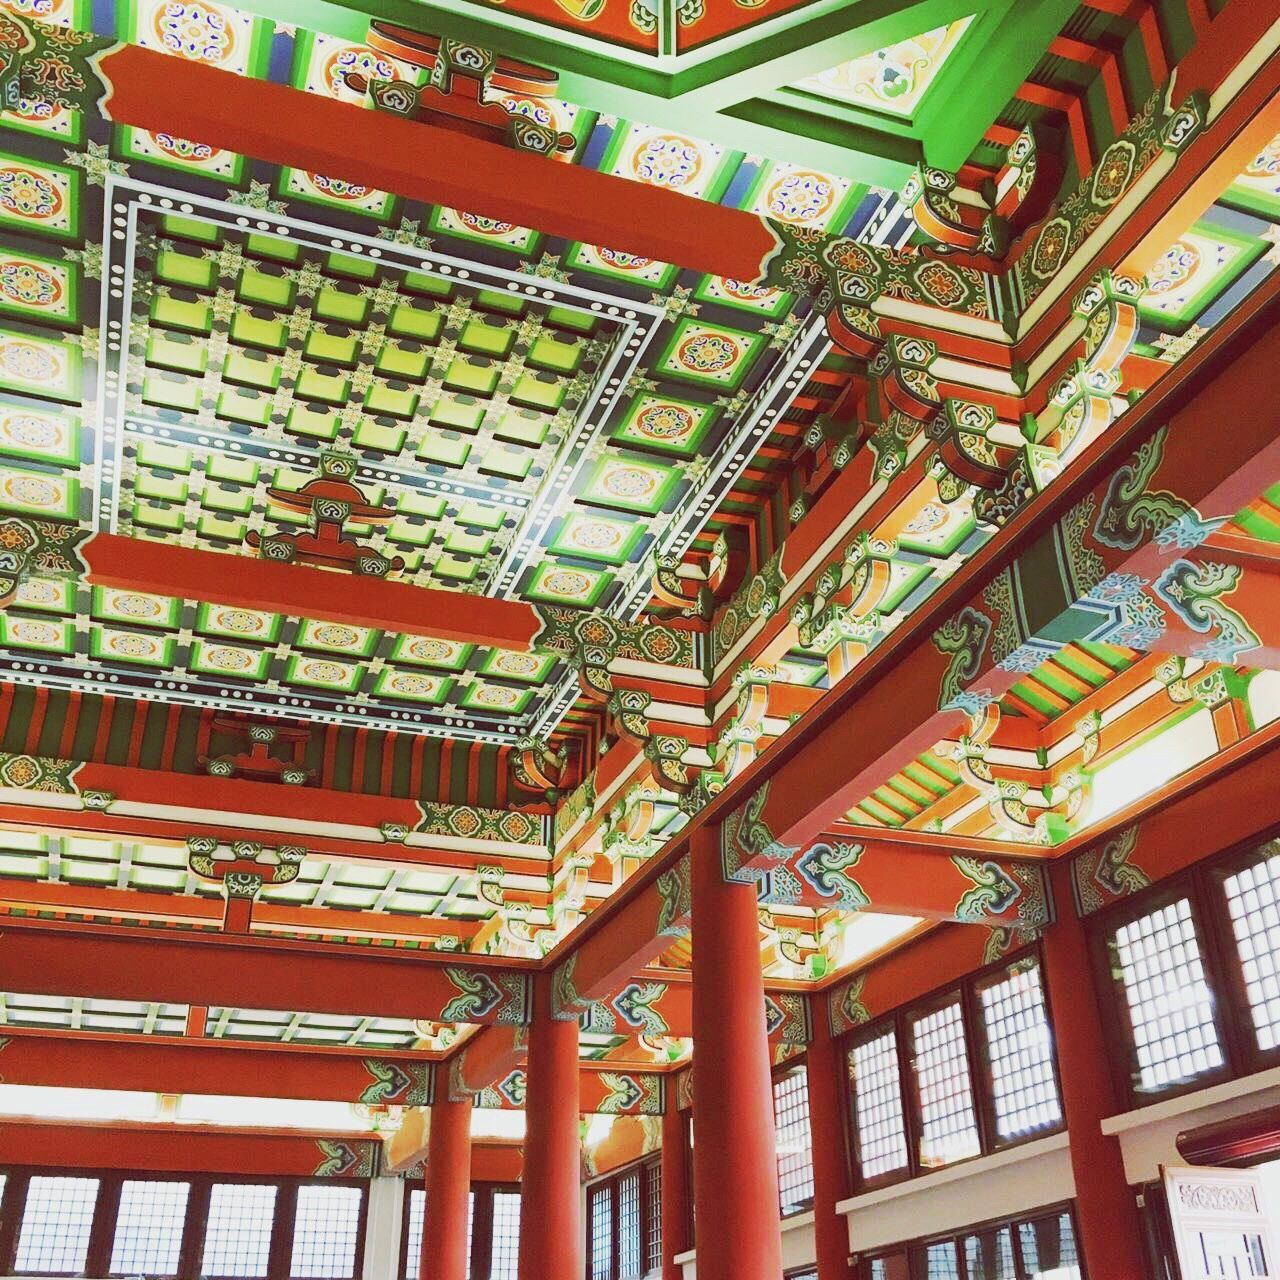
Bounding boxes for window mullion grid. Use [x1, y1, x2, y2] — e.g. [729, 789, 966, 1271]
[960, 977, 997, 1159]
[1200, 859, 1272, 1077]
[895, 1010, 923, 1180]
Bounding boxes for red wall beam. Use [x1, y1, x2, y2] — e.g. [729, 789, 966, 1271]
[95, 45, 778, 281]
[0, 1031, 432, 1104]
[83, 534, 546, 653]
[0, 919, 530, 1020]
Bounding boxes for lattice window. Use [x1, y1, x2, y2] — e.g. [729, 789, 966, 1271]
[403, 1189, 424, 1280]
[1224, 851, 1280, 1051]
[110, 1180, 190, 1276]
[14, 1175, 100, 1275]
[848, 1028, 909, 1179]
[643, 1160, 662, 1274]
[201, 1183, 278, 1277]
[962, 1226, 1017, 1279]
[923, 1240, 961, 1279]
[1111, 898, 1224, 1091]
[617, 1169, 642, 1280]
[772, 1066, 815, 1214]
[977, 962, 1062, 1140]
[589, 1184, 613, 1280]
[290, 1185, 362, 1279]
[488, 1191, 520, 1280]
[909, 1001, 981, 1168]
[1017, 1212, 1080, 1278]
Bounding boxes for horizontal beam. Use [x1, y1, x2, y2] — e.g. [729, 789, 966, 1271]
[95, 43, 780, 280]
[0, 1031, 434, 1105]
[1071, 730, 1280, 915]
[0, 920, 532, 1021]
[0, 1121, 382, 1178]
[762, 840, 1050, 928]
[83, 534, 547, 654]
[0, 759, 550, 868]
[0, 1120, 522, 1181]
[822, 920, 1000, 1035]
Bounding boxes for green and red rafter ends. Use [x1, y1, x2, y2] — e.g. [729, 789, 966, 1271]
[722, 308, 1280, 876]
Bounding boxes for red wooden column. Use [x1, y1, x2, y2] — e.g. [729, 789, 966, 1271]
[1040, 859, 1146, 1280]
[421, 1096, 473, 1280]
[806, 995, 852, 1280]
[517, 972, 581, 1280]
[690, 824, 784, 1280]
[661, 1101, 690, 1280]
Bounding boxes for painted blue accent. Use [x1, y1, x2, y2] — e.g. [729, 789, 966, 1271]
[92, 0, 117, 38]
[267, 26, 301, 84]
[581, 121, 614, 171]
[722, 162, 760, 210]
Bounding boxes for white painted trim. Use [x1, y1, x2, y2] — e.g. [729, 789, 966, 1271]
[1100, 1065, 1280, 1185]
[1101, 1064, 1280, 1135]
[836, 1132, 1069, 1214]
[837, 1133, 1075, 1254]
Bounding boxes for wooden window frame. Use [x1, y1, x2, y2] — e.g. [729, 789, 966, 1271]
[839, 944, 1066, 1194]
[771, 1060, 816, 1219]
[0, 1167, 368, 1280]
[856, 1200, 1085, 1279]
[584, 1157, 661, 1280]
[1086, 828, 1280, 1109]
[399, 1181, 518, 1280]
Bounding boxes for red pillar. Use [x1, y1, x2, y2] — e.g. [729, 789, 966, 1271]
[421, 1096, 472, 1280]
[661, 1102, 690, 1280]
[518, 972, 581, 1280]
[806, 996, 852, 1280]
[691, 824, 783, 1280]
[1040, 859, 1146, 1280]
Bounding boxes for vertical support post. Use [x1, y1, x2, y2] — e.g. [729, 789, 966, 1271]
[661, 1100, 690, 1280]
[1040, 859, 1147, 1280]
[222, 890, 254, 934]
[362, 1178, 403, 1280]
[518, 972, 581, 1280]
[422, 1097, 473, 1280]
[691, 823, 783, 1280]
[806, 994, 852, 1280]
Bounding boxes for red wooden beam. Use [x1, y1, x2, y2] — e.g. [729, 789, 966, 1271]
[0, 919, 532, 1021]
[1070, 730, 1280, 914]
[0, 1121, 521, 1181]
[822, 923, 998, 1034]
[82, 534, 547, 653]
[0, 1031, 433, 1105]
[0, 1121, 382, 1178]
[94, 44, 779, 281]
[767, 841, 1049, 925]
